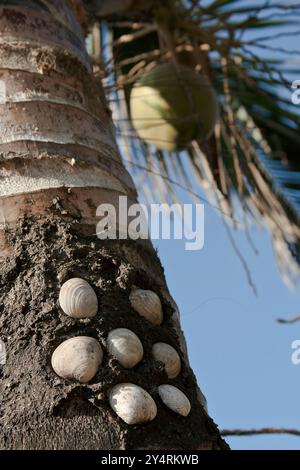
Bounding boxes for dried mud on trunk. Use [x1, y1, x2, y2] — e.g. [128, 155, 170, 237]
[0, 216, 227, 450]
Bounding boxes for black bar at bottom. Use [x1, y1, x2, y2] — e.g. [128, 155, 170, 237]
[0, 449, 299, 465]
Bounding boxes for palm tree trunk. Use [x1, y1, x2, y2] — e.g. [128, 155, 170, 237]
[0, 0, 227, 450]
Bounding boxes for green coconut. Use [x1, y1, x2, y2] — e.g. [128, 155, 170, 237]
[130, 63, 219, 151]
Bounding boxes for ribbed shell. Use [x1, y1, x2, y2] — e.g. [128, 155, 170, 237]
[152, 342, 181, 378]
[158, 384, 191, 417]
[129, 288, 163, 325]
[109, 383, 157, 425]
[107, 328, 143, 368]
[51, 336, 103, 383]
[0, 340, 6, 366]
[59, 278, 98, 319]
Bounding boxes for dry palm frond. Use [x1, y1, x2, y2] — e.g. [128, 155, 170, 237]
[88, 0, 300, 288]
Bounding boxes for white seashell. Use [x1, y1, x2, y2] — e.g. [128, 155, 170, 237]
[107, 328, 143, 368]
[59, 278, 98, 319]
[152, 342, 181, 379]
[129, 288, 163, 325]
[0, 339, 6, 366]
[109, 383, 157, 425]
[158, 384, 191, 417]
[51, 336, 103, 383]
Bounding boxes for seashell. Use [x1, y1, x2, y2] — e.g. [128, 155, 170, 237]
[152, 342, 181, 379]
[51, 336, 103, 383]
[59, 278, 98, 319]
[158, 384, 191, 417]
[109, 383, 157, 425]
[129, 288, 163, 325]
[107, 328, 143, 368]
[0, 339, 6, 366]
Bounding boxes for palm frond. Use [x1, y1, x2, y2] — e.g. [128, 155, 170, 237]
[89, 0, 300, 287]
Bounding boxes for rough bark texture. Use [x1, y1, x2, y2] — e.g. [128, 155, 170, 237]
[0, 216, 227, 450]
[0, 0, 228, 450]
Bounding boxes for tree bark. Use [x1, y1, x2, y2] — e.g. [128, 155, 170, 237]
[0, 0, 227, 450]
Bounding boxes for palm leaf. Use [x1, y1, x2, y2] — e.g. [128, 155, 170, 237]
[88, 0, 300, 286]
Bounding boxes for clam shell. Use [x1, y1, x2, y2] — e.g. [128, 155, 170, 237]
[129, 288, 163, 325]
[107, 328, 143, 368]
[51, 336, 103, 383]
[158, 384, 191, 417]
[152, 342, 181, 379]
[109, 383, 157, 425]
[0, 339, 6, 366]
[59, 278, 98, 319]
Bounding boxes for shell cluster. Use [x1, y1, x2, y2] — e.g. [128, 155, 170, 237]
[51, 278, 192, 425]
[129, 288, 163, 325]
[59, 278, 98, 319]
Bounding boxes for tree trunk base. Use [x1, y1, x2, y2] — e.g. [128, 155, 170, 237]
[0, 215, 228, 450]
